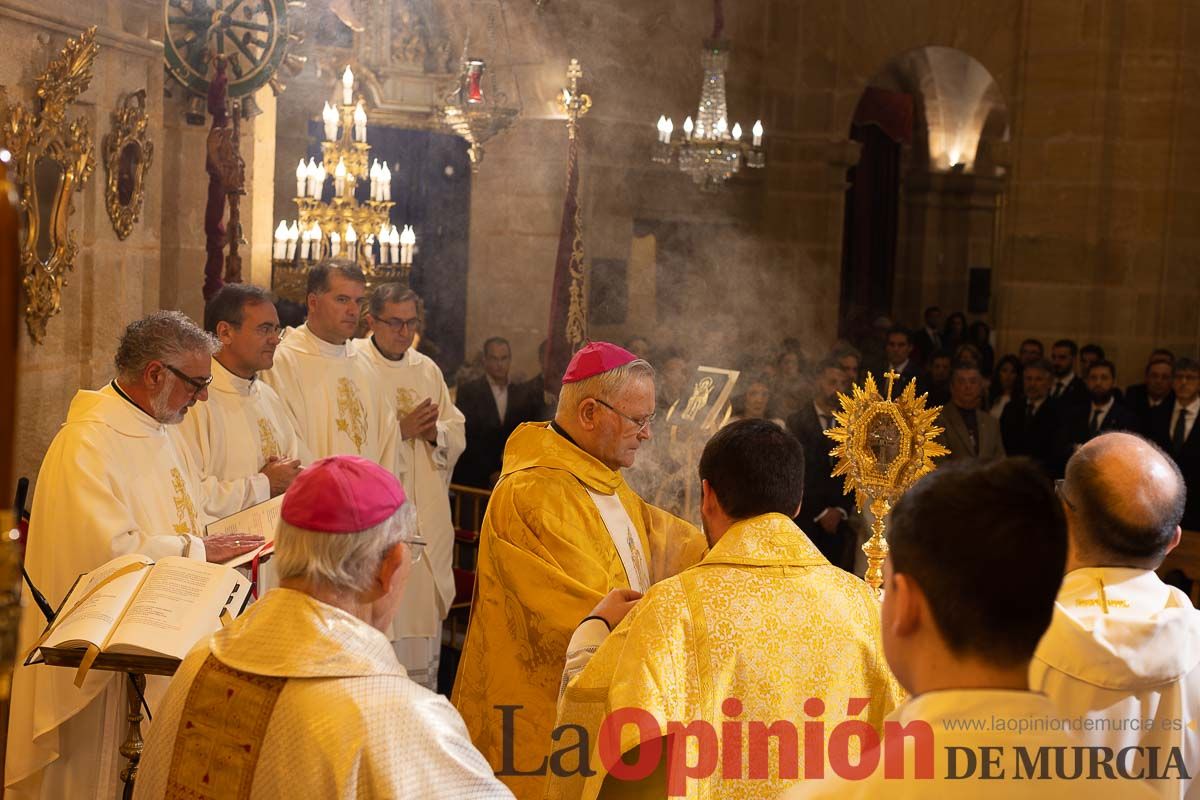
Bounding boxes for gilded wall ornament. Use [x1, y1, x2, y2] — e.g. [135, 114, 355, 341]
[826, 370, 948, 594]
[103, 90, 154, 241]
[0, 27, 98, 343]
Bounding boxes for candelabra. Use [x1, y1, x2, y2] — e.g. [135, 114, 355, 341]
[651, 38, 766, 192]
[272, 67, 419, 302]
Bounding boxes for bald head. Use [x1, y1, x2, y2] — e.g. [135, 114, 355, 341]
[1062, 432, 1186, 568]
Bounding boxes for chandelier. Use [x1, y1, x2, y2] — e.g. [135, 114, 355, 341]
[272, 67, 419, 299]
[439, 38, 519, 170]
[651, 6, 765, 191]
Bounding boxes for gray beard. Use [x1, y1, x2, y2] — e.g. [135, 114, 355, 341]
[150, 376, 185, 425]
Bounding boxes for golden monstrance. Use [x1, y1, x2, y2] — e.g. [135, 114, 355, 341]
[825, 369, 948, 595]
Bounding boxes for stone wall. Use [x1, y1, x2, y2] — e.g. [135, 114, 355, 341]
[0, 0, 268, 496]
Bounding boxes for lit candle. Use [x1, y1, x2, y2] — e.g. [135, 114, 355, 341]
[322, 102, 338, 142]
[354, 101, 367, 143]
[380, 162, 392, 201]
[683, 116, 694, 140]
[345, 223, 357, 260]
[388, 225, 400, 265]
[664, 117, 674, 143]
[299, 228, 311, 261]
[399, 224, 416, 266]
[378, 222, 391, 263]
[731, 122, 742, 141]
[715, 117, 727, 137]
[329, 230, 341, 258]
[310, 222, 322, 260]
[295, 159, 307, 198]
[342, 66, 354, 106]
[315, 162, 326, 199]
[369, 160, 381, 201]
[285, 221, 299, 260]
[273, 221, 288, 260]
[752, 119, 764, 148]
[305, 157, 319, 197]
[334, 158, 347, 197]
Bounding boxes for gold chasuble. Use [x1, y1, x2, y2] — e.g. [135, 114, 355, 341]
[452, 422, 708, 799]
[549, 513, 903, 800]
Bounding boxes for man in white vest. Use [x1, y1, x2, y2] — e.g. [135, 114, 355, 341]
[354, 283, 465, 689]
[176, 284, 306, 521]
[261, 260, 394, 465]
[5, 311, 263, 799]
[1032, 431, 1200, 799]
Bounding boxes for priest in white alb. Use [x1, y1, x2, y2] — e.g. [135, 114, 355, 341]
[261, 260, 395, 465]
[132, 455, 513, 799]
[5, 311, 263, 800]
[176, 284, 307, 522]
[355, 283, 465, 689]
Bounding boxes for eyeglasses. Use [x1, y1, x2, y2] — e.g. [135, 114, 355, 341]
[164, 364, 214, 398]
[592, 397, 656, 432]
[373, 315, 419, 333]
[1054, 479, 1075, 511]
[402, 536, 427, 563]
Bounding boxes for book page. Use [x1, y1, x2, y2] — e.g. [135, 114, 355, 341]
[205, 493, 283, 540]
[106, 557, 249, 659]
[42, 554, 153, 650]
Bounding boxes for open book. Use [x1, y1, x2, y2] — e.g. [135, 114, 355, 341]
[32, 553, 251, 663]
[205, 493, 284, 568]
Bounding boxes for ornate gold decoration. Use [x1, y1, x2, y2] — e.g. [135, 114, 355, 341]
[257, 418, 281, 462]
[438, 37, 520, 170]
[170, 467, 201, 536]
[0, 27, 98, 343]
[395, 387, 418, 417]
[825, 370, 948, 595]
[102, 90, 154, 241]
[557, 59, 592, 141]
[335, 377, 367, 453]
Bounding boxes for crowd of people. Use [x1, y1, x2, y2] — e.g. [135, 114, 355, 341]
[7, 266, 1200, 798]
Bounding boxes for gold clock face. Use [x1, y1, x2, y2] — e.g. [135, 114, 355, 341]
[164, 0, 289, 98]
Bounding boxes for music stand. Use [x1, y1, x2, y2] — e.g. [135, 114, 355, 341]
[35, 647, 180, 799]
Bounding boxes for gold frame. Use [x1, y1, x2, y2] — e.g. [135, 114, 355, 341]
[103, 90, 153, 241]
[0, 27, 98, 343]
[825, 370, 948, 594]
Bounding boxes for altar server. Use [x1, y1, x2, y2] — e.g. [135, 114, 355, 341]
[6, 311, 261, 799]
[452, 341, 707, 799]
[355, 283, 466, 689]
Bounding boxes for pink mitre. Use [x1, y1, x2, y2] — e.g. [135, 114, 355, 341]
[281, 455, 406, 533]
[562, 341, 639, 384]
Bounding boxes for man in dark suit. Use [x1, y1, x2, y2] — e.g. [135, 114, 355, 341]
[1018, 338, 1044, 366]
[1057, 359, 1140, 473]
[936, 364, 1006, 464]
[883, 326, 924, 394]
[786, 359, 856, 571]
[1000, 358, 1060, 476]
[913, 306, 944, 366]
[452, 336, 531, 488]
[1149, 357, 1200, 531]
[1126, 350, 1175, 431]
[515, 339, 556, 422]
[1049, 339, 1088, 408]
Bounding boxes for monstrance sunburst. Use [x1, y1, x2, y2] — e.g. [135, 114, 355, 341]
[824, 369, 948, 595]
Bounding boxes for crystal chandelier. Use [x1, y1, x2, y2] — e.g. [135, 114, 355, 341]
[652, 7, 765, 192]
[272, 67, 419, 297]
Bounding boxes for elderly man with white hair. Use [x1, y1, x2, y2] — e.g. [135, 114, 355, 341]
[452, 341, 708, 798]
[6, 311, 263, 800]
[134, 455, 513, 799]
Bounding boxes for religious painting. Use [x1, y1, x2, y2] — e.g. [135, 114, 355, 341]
[665, 366, 739, 433]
